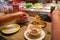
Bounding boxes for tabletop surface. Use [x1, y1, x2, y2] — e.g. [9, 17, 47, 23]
[0, 17, 52, 40]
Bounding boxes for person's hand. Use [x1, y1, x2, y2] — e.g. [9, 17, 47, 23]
[48, 13, 52, 18]
[14, 12, 27, 16]
[48, 9, 60, 18]
[16, 12, 29, 22]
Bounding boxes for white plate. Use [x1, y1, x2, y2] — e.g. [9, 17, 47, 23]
[24, 24, 46, 40]
[2, 24, 20, 34]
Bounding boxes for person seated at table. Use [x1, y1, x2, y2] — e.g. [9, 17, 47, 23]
[0, 12, 28, 26]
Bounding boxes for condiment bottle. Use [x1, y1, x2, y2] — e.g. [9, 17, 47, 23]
[50, 6, 55, 13]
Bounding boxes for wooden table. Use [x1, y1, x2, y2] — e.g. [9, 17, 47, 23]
[0, 17, 51, 40]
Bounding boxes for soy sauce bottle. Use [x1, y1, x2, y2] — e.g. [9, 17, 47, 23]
[50, 6, 55, 13]
[46, 6, 55, 22]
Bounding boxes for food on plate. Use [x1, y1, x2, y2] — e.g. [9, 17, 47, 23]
[32, 21, 46, 28]
[35, 15, 41, 22]
[57, 3, 60, 7]
[31, 15, 46, 28]
[24, 24, 46, 40]
[34, 3, 42, 9]
[26, 3, 32, 8]
[28, 28, 41, 39]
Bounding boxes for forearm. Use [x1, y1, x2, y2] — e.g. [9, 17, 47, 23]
[52, 14, 60, 40]
[0, 13, 20, 26]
